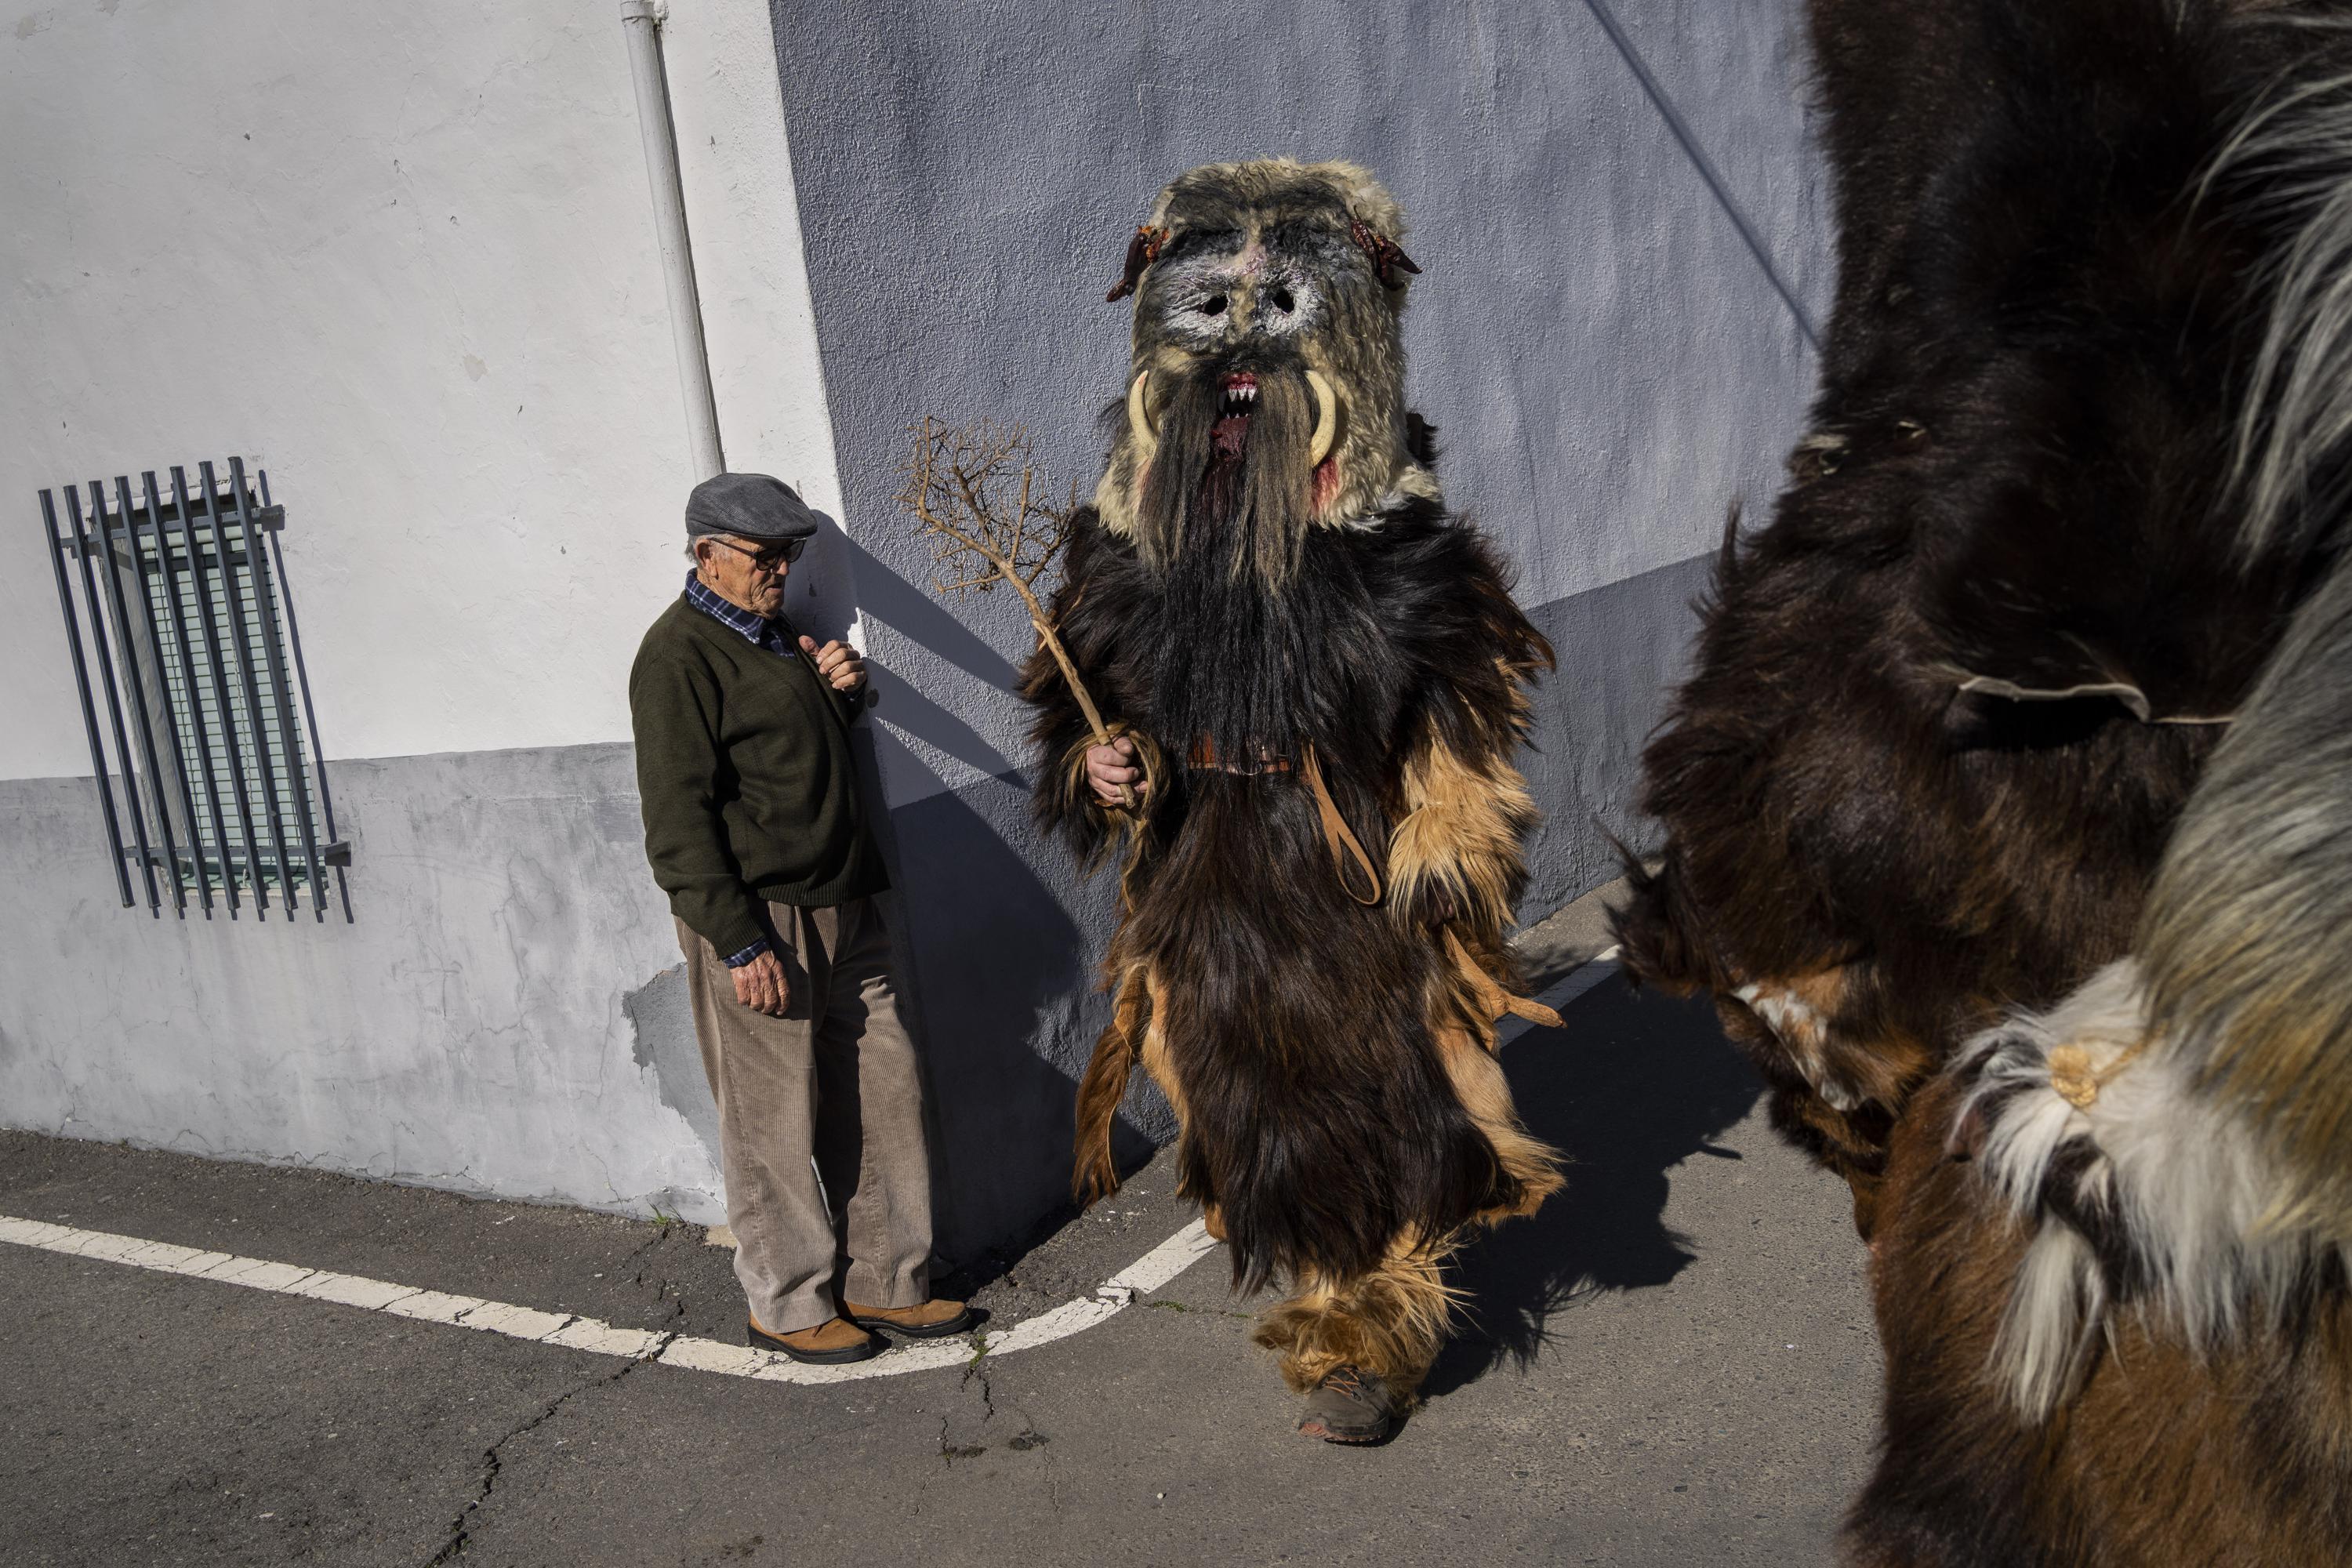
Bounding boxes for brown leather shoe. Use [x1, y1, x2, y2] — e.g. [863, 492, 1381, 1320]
[844, 1297, 975, 1338]
[748, 1314, 880, 1363]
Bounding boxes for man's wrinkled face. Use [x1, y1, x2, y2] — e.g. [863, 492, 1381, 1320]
[696, 534, 790, 617]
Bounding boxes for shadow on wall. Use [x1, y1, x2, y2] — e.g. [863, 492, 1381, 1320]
[845, 532, 1028, 781]
[622, 960, 719, 1185]
[1425, 977, 1761, 1399]
[844, 528, 1167, 1268]
[864, 752, 1164, 1275]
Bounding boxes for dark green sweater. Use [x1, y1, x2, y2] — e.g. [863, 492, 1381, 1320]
[629, 596, 888, 956]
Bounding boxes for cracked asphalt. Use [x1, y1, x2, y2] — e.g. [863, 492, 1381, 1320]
[0, 972, 1878, 1567]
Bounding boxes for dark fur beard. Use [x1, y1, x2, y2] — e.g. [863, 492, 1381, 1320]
[1135, 366, 1315, 588]
[1142, 551, 1313, 768]
[1134, 368, 1328, 764]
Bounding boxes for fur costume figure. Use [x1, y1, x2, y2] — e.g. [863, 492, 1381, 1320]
[1616, 1, 2352, 1559]
[1020, 158, 1563, 1442]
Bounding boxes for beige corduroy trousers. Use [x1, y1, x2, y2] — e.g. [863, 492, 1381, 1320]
[677, 895, 933, 1335]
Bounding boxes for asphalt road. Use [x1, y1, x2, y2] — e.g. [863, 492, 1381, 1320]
[0, 972, 1878, 1568]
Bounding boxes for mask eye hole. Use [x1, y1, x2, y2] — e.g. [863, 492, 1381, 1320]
[1269, 286, 1294, 314]
[1199, 294, 1228, 316]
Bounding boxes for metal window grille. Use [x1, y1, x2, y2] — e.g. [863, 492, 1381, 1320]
[40, 459, 350, 921]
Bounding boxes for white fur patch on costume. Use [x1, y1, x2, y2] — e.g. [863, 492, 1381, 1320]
[1323, 474, 1443, 532]
[1996, 1221, 2106, 1421]
[1962, 959, 2344, 1419]
[1734, 981, 1862, 1110]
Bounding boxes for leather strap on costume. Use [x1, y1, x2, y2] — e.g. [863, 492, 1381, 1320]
[1185, 736, 1294, 774]
[1444, 927, 1564, 1033]
[1301, 746, 1383, 907]
[1183, 737, 1376, 903]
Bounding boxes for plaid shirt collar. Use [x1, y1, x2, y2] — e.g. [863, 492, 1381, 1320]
[684, 570, 777, 644]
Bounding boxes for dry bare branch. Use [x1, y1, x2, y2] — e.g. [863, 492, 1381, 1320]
[894, 416, 1078, 600]
[895, 416, 1148, 811]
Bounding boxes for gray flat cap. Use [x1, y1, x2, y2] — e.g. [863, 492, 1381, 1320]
[685, 472, 820, 541]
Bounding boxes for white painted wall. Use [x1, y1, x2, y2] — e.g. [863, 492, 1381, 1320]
[0, 0, 848, 782]
[659, 0, 856, 644]
[0, 0, 848, 1230]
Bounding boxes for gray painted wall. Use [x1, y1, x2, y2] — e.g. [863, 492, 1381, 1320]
[770, 1, 1831, 1256]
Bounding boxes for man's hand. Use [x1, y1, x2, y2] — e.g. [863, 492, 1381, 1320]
[799, 634, 867, 695]
[1087, 735, 1146, 806]
[731, 950, 790, 1017]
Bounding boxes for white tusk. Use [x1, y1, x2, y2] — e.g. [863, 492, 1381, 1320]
[1127, 370, 1156, 463]
[1306, 369, 1338, 467]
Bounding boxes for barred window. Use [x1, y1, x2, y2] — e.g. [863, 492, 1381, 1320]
[41, 459, 350, 921]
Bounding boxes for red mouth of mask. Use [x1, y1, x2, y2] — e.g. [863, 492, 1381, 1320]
[1214, 372, 1258, 458]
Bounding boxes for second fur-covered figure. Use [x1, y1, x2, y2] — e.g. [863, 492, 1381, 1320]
[1022, 159, 1561, 1443]
[1614, 2, 2352, 1557]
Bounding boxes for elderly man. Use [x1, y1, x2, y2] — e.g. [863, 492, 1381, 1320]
[630, 472, 967, 1363]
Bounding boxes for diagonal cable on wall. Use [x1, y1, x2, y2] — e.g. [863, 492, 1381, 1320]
[1581, 0, 1822, 353]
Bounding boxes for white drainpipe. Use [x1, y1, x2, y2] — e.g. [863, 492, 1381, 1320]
[621, 0, 726, 482]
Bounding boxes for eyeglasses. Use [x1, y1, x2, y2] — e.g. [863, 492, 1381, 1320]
[704, 535, 808, 573]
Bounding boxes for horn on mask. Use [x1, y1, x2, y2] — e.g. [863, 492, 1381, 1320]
[1306, 371, 1338, 467]
[1127, 370, 1157, 466]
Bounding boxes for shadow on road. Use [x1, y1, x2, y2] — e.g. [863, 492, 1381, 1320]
[1423, 976, 1762, 1400]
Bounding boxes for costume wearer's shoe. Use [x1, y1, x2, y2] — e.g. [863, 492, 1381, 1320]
[749, 1314, 880, 1363]
[1296, 1364, 1395, 1444]
[844, 1298, 975, 1338]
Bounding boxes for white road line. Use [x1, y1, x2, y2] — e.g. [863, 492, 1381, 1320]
[0, 1210, 1218, 1386]
[0, 953, 1617, 1387]
[1102, 1215, 1225, 1300]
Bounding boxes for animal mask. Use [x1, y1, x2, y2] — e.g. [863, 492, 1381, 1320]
[1094, 158, 1438, 585]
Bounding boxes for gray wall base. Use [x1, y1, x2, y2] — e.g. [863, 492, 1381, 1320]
[0, 744, 727, 1229]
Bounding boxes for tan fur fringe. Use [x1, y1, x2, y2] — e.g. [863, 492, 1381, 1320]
[1252, 1231, 1462, 1399]
[1054, 724, 1164, 910]
[1433, 1016, 1565, 1223]
[1387, 731, 1538, 940]
[1072, 965, 1152, 1204]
